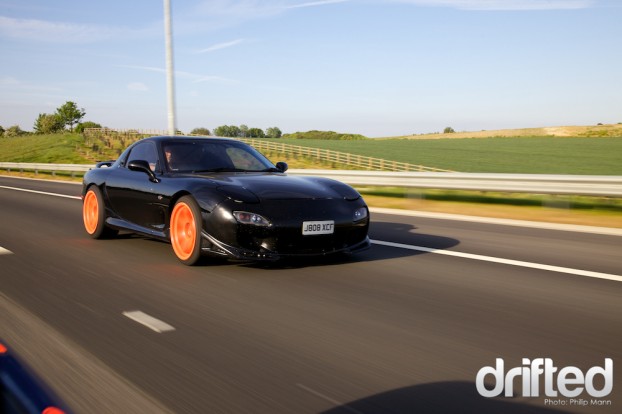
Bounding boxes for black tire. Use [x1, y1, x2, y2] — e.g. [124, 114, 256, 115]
[83, 186, 118, 239]
[170, 195, 203, 265]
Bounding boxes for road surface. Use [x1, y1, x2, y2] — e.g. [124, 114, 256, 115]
[1, 176, 620, 413]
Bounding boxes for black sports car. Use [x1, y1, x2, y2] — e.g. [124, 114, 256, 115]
[82, 136, 370, 265]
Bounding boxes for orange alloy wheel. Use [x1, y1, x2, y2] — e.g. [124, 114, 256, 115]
[83, 190, 99, 234]
[171, 201, 197, 261]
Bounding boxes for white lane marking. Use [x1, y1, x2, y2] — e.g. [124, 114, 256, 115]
[0, 185, 81, 200]
[122, 311, 176, 333]
[371, 240, 622, 283]
[0, 247, 13, 255]
[297, 384, 365, 414]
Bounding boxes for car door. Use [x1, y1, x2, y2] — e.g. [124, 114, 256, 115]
[105, 141, 166, 230]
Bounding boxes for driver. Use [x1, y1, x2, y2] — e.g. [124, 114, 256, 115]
[164, 147, 177, 170]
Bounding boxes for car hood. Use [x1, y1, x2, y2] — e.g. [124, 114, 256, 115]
[208, 173, 360, 201]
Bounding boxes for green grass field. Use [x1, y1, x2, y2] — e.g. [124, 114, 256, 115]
[269, 137, 622, 175]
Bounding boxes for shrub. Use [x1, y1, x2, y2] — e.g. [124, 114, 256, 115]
[4, 125, 26, 137]
[282, 130, 367, 140]
[190, 127, 211, 136]
[34, 113, 64, 134]
[76, 121, 102, 134]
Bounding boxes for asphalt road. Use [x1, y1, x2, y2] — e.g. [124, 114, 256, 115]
[1, 176, 621, 414]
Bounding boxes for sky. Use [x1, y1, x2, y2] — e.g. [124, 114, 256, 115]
[1, 0, 621, 138]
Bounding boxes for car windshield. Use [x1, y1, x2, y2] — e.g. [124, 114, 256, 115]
[162, 140, 276, 173]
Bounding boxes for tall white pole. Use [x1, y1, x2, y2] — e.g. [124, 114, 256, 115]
[164, 0, 177, 135]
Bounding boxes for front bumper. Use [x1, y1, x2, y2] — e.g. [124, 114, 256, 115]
[200, 232, 371, 261]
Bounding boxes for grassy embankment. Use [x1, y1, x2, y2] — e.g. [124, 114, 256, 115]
[1, 130, 621, 227]
[0, 133, 90, 164]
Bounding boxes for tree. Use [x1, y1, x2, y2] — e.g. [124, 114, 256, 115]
[213, 125, 226, 136]
[34, 113, 64, 134]
[214, 125, 241, 137]
[190, 127, 211, 136]
[247, 128, 265, 138]
[265, 127, 282, 138]
[56, 101, 86, 131]
[0, 125, 4, 136]
[239, 124, 249, 137]
[444, 127, 455, 134]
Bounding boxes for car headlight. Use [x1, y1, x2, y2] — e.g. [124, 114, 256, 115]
[233, 211, 271, 227]
[353, 207, 368, 222]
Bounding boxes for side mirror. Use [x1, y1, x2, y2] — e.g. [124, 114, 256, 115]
[128, 160, 160, 183]
[276, 161, 288, 172]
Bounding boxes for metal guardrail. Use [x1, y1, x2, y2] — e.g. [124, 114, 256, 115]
[1, 163, 621, 197]
[0, 162, 92, 173]
[288, 170, 622, 197]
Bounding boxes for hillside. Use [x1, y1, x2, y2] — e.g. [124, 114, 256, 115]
[392, 123, 622, 140]
[2, 128, 622, 174]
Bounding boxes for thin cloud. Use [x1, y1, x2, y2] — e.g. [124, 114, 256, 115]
[192, 75, 237, 84]
[286, 0, 351, 9]
[191, 1, 283, 21]
[118, 65, 237, 84]
[195, 39, 245, 54]
[127, 82, 149, 92]
[0, 76, 63, 93]
[0, 76, 20, 86]
[391, 0, 595, 11]
[188, 0, 352, 30]
[0, 15, 116, 43]
[178, 0, 596, 37]
[0, 15, 156, 43]
[118, 65, 166, 74]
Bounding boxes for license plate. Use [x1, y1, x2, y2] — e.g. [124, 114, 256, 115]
[302, 220, 334, 235]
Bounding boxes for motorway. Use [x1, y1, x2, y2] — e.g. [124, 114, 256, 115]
[0, 176, 621, 414]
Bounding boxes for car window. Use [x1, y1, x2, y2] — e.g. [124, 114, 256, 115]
[227, 147, 267, 171]
[127, 142, 159, 171]
[161, 140, 275, 172]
